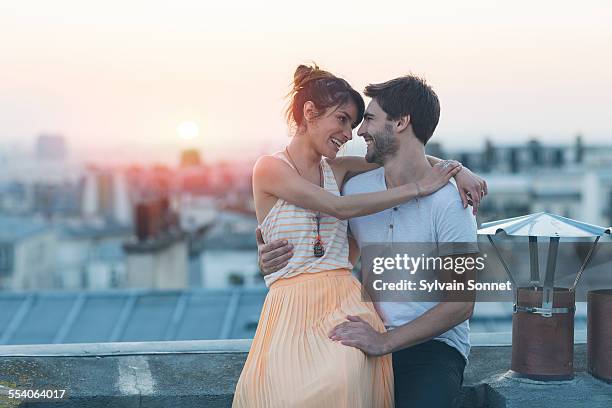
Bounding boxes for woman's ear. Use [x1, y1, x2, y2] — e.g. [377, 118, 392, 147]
[396, 115, 411, 133]
[303, 101, 318, 122]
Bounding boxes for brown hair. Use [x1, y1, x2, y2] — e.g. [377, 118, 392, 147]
[286, 63, 365, 131]
[364, 75, 440, 145]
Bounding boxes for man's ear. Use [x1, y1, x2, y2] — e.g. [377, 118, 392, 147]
[396, 114, 411, 133]
[303, 101, 318, 122]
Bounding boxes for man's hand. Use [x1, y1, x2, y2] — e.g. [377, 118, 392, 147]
[256, 228, 293, 276]
[328, 315, 390, 356]
[454, 167, 488, 215]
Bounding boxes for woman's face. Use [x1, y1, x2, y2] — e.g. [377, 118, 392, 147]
[307, 101, 358, 159]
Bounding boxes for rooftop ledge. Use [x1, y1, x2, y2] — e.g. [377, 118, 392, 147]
[1, 338, 610, 408]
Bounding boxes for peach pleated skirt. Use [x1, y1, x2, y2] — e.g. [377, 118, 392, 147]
[232, 269, 394, 408]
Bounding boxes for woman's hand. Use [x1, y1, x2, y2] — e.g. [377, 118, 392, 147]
[454, 167, 488, 215]
[418, 160, 462, 196]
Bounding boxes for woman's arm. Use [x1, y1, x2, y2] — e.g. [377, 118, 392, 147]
[331, 155, 487, 214]
[330, 155, 449, 188]
[254, 155, 460, 220]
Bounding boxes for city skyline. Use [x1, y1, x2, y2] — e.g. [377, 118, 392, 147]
[0, 132, 606, 168]
[1, 1, 611, 163]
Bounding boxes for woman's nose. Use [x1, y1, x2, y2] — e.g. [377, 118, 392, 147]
[344, 125, 353, 140]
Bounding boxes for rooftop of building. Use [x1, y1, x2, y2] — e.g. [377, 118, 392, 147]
[0, 288, 266, 346]
[0, 339, 609, 407]
[0, 288, 592, 347]
[0, 283, 607, 407]
[0, 215, 51, 243]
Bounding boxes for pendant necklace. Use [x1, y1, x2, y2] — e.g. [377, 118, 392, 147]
[284, 147, 325, 257]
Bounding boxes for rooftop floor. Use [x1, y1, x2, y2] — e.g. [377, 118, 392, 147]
[1, 340, 610, 407]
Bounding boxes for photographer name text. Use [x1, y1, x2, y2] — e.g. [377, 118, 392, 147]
[371, 279, 513, 292]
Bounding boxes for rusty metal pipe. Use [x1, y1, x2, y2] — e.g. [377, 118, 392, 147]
[588, 289, 612, 383]
[511, 286, 575, 380]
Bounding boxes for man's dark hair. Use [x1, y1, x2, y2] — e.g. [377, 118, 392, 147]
[364, 75, 440, 145]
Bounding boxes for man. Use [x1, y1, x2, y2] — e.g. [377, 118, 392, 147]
[257, 75, 483, 407]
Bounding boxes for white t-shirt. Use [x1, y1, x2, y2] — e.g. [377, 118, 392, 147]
[344, 167, 478, 361]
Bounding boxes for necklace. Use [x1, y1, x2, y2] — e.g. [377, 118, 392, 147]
[284, 147, 325, 257]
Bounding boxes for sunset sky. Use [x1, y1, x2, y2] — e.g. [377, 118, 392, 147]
[1, 0, 611, 164]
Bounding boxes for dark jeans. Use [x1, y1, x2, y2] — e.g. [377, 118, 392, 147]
[392, 340, 466, 408]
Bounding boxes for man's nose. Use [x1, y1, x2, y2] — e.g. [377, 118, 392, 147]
[357, 122, 366, 137]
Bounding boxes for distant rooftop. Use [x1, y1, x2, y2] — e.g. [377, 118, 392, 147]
[202, 211, 258, 250]
[0, 289, 590, 347]
[0, 288, 266, 345]
[58, 222, 132, 239]
[0, 215, 51, 243]
[0, 216, 134, 243]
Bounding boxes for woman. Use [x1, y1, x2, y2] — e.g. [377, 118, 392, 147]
[232, 64, 462, 408]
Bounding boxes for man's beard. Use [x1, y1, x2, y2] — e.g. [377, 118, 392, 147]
[365, 124, 399, 165]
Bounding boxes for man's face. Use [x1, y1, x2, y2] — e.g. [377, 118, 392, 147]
[357, 100, 398, 165]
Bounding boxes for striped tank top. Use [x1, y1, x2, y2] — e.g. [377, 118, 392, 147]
[260, 152, 353, 287]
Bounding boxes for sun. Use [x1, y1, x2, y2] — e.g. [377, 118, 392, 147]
[177, 121, 199, 140]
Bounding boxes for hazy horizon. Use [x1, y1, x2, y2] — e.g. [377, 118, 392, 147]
[2, 0, 611, 164]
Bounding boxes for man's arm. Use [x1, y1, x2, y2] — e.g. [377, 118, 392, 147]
[329, 303, 474, 356]
[329, 254, 475, 356]
[381, 251, 476, 353]
[376, 298, 474, 355]
[257, 228, 360, 275]
[330, 192, 478, 356]
[256, 228, 293, 276]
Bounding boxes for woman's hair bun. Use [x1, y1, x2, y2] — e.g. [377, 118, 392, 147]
[293, 64, 316, 89]
[293, 63, 333, 90]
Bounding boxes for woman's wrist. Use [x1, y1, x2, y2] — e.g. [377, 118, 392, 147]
[402, 182, 419, 200]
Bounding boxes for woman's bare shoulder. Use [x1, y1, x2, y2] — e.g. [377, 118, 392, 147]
[254, 153, 287, 173]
